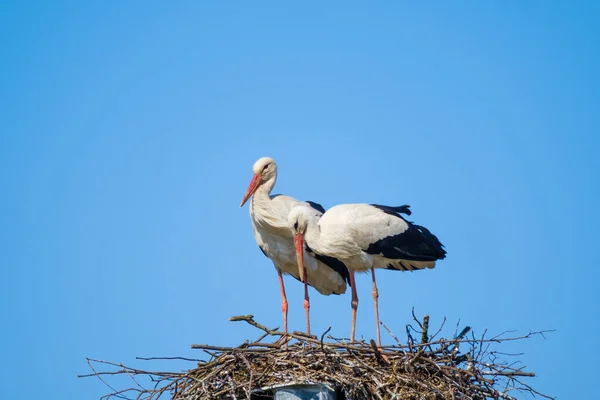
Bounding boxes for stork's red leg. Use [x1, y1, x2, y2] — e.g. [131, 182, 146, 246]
[371, 268, 381, 347]
[277, 270, 288, 338]
[349, 270, 358, 342]
[303, 265, 311, 336]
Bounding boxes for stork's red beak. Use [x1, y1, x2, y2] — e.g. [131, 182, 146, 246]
[293, 232, 305, 283]
[239, 173, 261, 207]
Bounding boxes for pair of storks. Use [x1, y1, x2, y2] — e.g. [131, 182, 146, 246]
[239, 157, 446, 346]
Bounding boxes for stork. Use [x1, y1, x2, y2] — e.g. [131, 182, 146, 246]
[288, 203, 446, 346]
[239, 157, 350, 338]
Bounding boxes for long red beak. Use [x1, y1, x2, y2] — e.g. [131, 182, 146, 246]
[239, 173, 261, 207]
[293, 233, 305, 283]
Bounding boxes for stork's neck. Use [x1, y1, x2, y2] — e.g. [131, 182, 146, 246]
[250, 176, 277, 221]
[304, 218, 324, 254]
[253, 176, 276, 201]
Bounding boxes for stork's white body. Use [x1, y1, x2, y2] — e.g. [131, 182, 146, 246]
[250, 187, 346, 295]
[303, 204, 440, 273]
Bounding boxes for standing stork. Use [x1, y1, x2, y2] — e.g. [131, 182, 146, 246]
[288, 203, 446, 346]
[239, 157, 350, 337]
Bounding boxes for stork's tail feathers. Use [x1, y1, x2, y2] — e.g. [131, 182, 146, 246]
[383, 259, 437, 272]
[413, 223, 447, 260]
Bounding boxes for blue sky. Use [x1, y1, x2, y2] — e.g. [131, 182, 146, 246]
[1, 1, 598, 398]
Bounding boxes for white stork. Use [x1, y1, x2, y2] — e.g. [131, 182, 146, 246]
[239, 157, 350, 337]
[288, 203, 446, 346]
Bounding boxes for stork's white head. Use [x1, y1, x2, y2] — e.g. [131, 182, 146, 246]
[288, 205, 314, 236]
[239, 157, 278, 207]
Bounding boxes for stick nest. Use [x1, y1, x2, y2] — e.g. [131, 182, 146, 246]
[80, 313, 553, 400]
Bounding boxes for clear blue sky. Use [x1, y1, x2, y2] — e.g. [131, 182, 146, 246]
[1, 1, 598, 398]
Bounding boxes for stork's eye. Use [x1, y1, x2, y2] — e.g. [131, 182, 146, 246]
[294, 221, 298, 230]
[262, 164, 270, 171]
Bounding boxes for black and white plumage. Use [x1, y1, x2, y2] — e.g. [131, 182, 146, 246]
[288, 203, 446, 346]
[239, 157, 350, 337]
[363, 205, 446, 271]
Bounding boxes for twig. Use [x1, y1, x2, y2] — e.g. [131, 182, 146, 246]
[229, 315, 278, 334]
[429, 316, 447, 341]
[420, 314, 429, 344]
[136, 356, 203, 362]
[320, 326, 332, 352]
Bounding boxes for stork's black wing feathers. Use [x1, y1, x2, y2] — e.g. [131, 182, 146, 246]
[305, 200, 326, 214]
[365, 204, 445, 261]
[365, 222, 446, 261]
[305, 244, 351, 288]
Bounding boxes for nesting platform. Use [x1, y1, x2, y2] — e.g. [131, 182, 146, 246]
[80, 314, 552, 399]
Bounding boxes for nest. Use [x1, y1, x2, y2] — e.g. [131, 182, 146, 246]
[80, 313, 553, 399]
